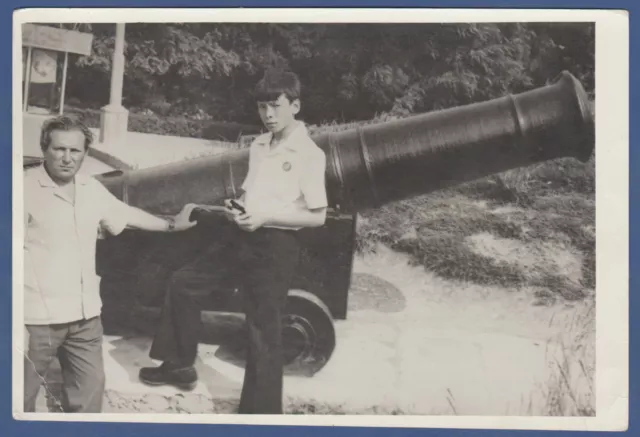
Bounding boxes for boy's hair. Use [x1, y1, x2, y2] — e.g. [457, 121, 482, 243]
[40, 115, 94, 151]
[255, 69, 301, 103]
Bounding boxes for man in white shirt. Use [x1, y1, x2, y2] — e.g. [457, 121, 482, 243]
[139, 70, 327, 414]
[23, 115, 197, 413]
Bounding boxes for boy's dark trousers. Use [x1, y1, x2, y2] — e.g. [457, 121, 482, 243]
[148, 219, 301, 414]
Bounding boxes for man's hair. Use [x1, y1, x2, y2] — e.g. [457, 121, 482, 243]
[254, 69, 301, 103]
[40, 115, 94, 151]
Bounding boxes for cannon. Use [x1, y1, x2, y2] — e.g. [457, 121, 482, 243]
[85, 71, 593, 376]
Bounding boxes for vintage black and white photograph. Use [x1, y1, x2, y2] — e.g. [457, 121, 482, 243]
[13, 8, 628, 431]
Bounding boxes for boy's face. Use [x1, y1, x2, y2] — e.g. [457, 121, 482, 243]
[257, 94, 300, 134]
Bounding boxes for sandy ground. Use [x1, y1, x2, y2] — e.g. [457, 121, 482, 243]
[34, 244, 594, 416]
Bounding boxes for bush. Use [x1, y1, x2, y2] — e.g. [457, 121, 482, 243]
[63, 106, 261, 141]
[127, 112, 205, 138]
[65, 106, 101, 129]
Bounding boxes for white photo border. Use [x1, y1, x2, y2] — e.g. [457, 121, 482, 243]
[11, 7, 629, 432]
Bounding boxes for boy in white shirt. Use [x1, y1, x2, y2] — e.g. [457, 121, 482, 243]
[139, 70, 328, 414]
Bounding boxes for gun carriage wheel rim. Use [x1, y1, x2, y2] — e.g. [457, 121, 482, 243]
[282, 313, 317, 364]
[282, 289, 336, 376]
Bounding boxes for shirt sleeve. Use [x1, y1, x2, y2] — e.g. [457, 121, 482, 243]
[94, 181, 131, 236]
[23, 175, 34, 243]
[241, 144, 258, 192]
[300, 148, 328, 209]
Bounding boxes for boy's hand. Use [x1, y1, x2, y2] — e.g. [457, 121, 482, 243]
[224, 199, 243, 222]
[234, 212, 267, 232]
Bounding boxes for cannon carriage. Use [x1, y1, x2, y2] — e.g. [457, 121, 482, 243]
[25, 71, 595, 376]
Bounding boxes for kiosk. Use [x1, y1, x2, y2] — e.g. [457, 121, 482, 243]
[22, 24, 93, 114]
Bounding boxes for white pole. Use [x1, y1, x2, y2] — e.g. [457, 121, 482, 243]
[109, 23, 125, 107]
[59, 51, 69, 115]
[99, 23, 128, 145]
[23, 47, 32, 112]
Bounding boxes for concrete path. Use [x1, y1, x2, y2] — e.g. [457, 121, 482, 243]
[89, 130, 235, 170]
[94, 313, 552, 416]
[21, 113, 235, 172]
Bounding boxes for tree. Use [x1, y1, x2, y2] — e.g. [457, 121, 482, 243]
[60, 22, 595, 125]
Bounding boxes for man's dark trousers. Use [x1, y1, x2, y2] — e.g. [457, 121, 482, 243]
[149, 220, 301, 414]
[23, 316, 105, 412]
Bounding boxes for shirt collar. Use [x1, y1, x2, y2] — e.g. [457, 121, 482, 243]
[36, 163, 90, 188]
[255, 121, 309, 152]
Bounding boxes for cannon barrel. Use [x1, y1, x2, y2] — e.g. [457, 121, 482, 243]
[96, 71, 594, 214]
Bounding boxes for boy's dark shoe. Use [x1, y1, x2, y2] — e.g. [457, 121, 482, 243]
[139, 362, 198, 391]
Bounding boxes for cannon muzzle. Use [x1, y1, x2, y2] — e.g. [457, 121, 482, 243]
[96, 71, 594, 214]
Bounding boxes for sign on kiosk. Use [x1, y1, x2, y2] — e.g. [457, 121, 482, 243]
[22, 23, 93, 56]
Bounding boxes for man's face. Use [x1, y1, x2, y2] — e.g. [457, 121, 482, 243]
[257, 94, 300, 134]
[43, 129, 87, 183]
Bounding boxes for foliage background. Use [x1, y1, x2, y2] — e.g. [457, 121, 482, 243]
[41, 22, 594, 139]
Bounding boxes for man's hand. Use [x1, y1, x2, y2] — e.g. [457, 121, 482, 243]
[173, 203, 199, 231]
[234, 212, 267, 232]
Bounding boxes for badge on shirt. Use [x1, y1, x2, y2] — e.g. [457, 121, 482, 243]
[282, 161, 292, 172]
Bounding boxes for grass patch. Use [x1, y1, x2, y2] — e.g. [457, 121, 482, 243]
[393, 234, 527, 286]
[537, 299, 596, 416]
[529, 276, 587, 302]
[355, 156, 595, 301]
[451, 157, 595, 205]
[356, 193, 523, 246]
[522, 210, 595, 291]
[530, 194, 595, 216]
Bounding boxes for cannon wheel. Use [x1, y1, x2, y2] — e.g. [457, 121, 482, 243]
[282, 289, 336, 376]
